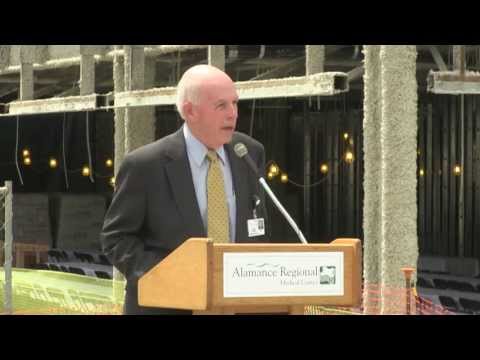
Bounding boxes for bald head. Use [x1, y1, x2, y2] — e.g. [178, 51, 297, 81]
[176, 65, 235, 120]
[175, 64, 239, 150]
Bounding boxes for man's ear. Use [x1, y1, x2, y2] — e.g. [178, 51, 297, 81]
[183, 102, 196, 122]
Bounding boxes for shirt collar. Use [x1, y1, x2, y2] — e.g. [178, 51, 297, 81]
[183, 124, 227, 167]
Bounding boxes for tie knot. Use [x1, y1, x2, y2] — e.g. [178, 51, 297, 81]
[206, 150, 218, 163]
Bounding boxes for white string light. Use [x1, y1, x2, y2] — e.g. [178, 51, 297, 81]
[15, 116, 24, 186]
[267, 139, 355, 188]
[249, 99, 256, 137]
[85, 111, 94, 183]
[2, 112, 114, 188]
[62, 112, 70, 189]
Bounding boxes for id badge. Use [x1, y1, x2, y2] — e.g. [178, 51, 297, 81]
[247, 218, 265, 237]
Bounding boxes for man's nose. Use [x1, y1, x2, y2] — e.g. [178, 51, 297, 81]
[227, 103, 237, 119]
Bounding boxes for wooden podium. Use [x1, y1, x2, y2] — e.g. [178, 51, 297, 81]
[138, 238, 362, 315]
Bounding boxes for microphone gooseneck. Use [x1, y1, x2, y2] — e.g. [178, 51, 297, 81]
[234, 142, 308, 244]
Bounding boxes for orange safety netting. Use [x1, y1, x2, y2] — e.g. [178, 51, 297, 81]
[306, 282, 453, 315]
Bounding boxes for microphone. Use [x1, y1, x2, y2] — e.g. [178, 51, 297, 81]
[234, 142, 308, 244]
[233, 143, 260, 176]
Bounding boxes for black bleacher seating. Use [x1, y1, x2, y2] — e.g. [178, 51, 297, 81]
[448, 280, 476, 292]
[98, 254, 111, 266]
[48, 250, 64, 263]
[68, 267, 85, 275]
[459, 298, 480, 314]
[419, 269, 448, 275]
[73, 252, 95, 263]
[433, 278, 450, 289]
[34, 263, 49, 270]
[95, 271, 112, 280]
[48, 264, 60, 271]
[439, 296, 458, 312]
[416, 277, 433, 288]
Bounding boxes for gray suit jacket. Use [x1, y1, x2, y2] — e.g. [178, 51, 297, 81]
[100, 127, 269, 314]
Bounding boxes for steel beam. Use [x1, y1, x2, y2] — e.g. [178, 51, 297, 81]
[114, 72, 349, 108]
[2, 94, 101, 116]
[427, 71, 480, 94]
[0, 45, 207, 76]
[235, 72, 348, 99]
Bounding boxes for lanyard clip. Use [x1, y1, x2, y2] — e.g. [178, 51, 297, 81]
[252, 195, 261, 219]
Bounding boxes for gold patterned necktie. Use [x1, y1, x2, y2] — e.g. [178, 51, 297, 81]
[206, 150, 229, 243]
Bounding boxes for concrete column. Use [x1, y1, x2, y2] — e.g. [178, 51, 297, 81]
[0, 46, 10, 70]
[362, 45, 383, 314]
[453, 45, 465, 74]
[304, 45, 324, 237]
[208, 45, 225, 71]
[20, 46, 35, 100]
[143, 56, 157, 144]
[112, 46, 127, 302]
[113, 45, 125, 175]
[379, 45, 418, 314]
[306, 45, 325, 75]
[363, 45, 418, 314]
[35, 45, 49, 64]
[112, 46, 157, 305]
[124, 45, 145, 91]
[124, 45, 155, 153]
[80, 46, 96, 95]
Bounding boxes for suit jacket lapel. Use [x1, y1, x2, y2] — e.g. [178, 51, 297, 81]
[165, 128, 206, 238]
[225, 143, 249, 242]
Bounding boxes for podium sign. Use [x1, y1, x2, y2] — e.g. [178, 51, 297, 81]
[223, 252, 344, 298]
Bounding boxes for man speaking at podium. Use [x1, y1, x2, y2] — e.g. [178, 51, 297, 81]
[101, 65, 270, 315]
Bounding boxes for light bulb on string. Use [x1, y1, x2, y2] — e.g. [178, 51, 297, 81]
[343, 133, 349, 140]
[82, 166, 91, 177]
[109, 177, 115, 187]
[320, 163, 329, 174]
[49, 158, 58, 169]
[454, 165, 462, 176]
[267, 172, 275, 180]
[106, 159, 113, 168]
[23, 157, 31, 166]
[345, 151, 354, 164]
[419, 169, 425, 177]
[280, 173, 288, 183]
[269, 163, 280, 177]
